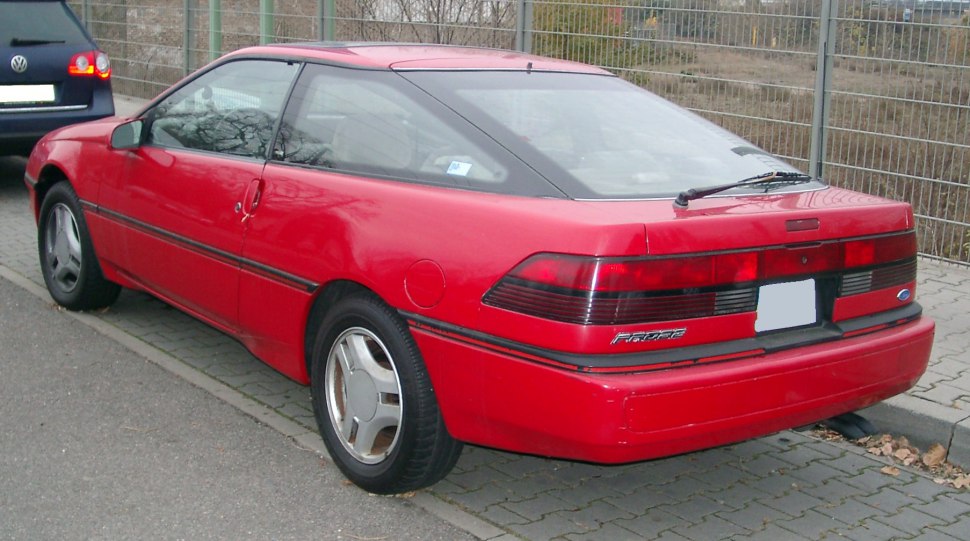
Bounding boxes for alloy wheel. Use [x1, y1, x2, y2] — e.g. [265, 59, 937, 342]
[325, 327, 403, 465]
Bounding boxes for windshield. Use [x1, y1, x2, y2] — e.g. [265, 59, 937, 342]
[402, 71, 814, 200]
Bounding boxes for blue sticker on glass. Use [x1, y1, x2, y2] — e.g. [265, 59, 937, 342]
[447, 161, 472, 176]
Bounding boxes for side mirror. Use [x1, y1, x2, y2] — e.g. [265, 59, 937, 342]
[110, 119, 144, 150]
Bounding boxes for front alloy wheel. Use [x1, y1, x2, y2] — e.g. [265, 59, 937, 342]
[44, 202, 83, 294]
[38, 182, 120, 310]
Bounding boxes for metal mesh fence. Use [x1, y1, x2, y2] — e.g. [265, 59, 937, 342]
[827, 2, 970, 265]
[68, 0, 970, 265]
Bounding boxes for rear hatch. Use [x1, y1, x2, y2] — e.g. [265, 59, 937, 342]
[399, 68, 921, 363]
[481, 189, 920, 365]
[0, 1, 100, 111]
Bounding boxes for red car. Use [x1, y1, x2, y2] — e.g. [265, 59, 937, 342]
[24, 44, 934, 494]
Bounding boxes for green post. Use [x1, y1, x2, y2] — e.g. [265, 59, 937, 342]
[260, 0, 274, 45]
[320, 0, 335, 41]
[515, 0, 533, 53]
[183, 0, 195, 75]
[809, 0, 837, 181]
[209, 0, 222, 61]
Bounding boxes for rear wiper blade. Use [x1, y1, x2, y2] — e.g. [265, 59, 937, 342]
[10, 38, 66, 46]
[673, 171, 814, 208]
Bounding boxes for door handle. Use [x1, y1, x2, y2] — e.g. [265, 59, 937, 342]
[240, 178, 264, 224]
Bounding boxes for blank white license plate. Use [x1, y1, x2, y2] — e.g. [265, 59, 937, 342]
[755, 279, 817, 333]
[0, 84, 56, 104]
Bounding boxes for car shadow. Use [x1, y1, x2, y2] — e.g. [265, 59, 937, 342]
[0, 156, 28, 196]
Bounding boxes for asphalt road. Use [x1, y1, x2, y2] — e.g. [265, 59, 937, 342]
[0, 160, 471, 540]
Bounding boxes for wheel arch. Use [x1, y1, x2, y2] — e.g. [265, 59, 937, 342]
[303, 279, 375, 379]
[32, 164, 71, 220]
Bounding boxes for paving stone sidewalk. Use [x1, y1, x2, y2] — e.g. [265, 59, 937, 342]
[862, 260, 970, 470]
[0, 97, 967, 540]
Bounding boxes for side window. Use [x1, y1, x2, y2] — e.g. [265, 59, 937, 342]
[276, 65, 508, 187]
[148, 60, 298, 158]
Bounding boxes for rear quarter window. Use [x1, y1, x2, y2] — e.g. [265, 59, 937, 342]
[275, 64, 560, 197]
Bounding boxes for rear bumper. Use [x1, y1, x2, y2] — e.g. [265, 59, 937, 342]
[413, 315, 934, 463]
[0, 90, 114, 155]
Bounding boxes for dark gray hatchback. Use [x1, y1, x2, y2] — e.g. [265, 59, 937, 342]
[1, 0, 113, 156]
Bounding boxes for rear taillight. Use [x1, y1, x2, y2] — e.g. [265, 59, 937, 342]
[843, 233, 916, 267]
[483, 231, 917, 325]
[68, 51, 111, 79]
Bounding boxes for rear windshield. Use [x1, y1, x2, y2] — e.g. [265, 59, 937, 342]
[403, 71, 816, 200]
[0, 1, 90, 45]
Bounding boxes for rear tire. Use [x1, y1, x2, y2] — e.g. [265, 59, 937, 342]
[38, 182, 121, 310]
[310, 292, 462, 494]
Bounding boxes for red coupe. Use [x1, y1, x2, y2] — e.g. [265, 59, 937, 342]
[25, 43, 934, 494]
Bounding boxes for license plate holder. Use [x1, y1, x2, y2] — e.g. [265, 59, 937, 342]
[755, 279, 817, 333]
[0, 84, 56, 105]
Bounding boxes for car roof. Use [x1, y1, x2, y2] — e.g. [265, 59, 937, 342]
[221, 42, 610, 74]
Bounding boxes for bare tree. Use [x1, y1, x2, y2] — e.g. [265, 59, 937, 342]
[339, 0, 516, 47]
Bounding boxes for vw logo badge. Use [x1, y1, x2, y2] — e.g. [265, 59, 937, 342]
[897, 288, 912, 302]
[10, 55, 28, 74]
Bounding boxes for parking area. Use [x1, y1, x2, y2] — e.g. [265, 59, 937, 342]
[2, 152, 969, 540]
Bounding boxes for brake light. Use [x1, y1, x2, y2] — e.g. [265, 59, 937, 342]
[483, 231, 916, 325]
[498, 253, 759, 293]
[68, 51, 111, 79]
[843, 233, 916, 267]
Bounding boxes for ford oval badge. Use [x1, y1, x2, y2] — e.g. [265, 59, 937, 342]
[897, 288, 912, 302]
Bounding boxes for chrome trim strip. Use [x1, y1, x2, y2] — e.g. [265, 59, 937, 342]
[0, 104, 88, 114]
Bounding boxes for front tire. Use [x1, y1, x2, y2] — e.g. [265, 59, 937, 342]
[310, 293, 462, 494]
[38, 182, 121, 310]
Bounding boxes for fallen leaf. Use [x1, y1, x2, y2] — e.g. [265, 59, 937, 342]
[813, 428, 968, 488]
[923, 443, 947, 467]
[881, 465, 901, 476]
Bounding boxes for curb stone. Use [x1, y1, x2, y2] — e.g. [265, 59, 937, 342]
[862, 395, 970, 468]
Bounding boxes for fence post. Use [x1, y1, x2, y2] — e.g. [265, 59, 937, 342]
[183, 0, 196, 76]
[260, 0, 274, 45]
[515, 0, 533, 53]
[809, 0, 837, 180]
[209, 0, 222, 61]
[318, 0, 335, 41]
[81, 0, 91, 29]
